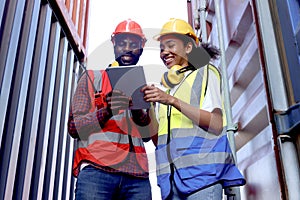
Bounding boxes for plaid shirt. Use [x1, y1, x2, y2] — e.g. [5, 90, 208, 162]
[68, 72, 151, 178]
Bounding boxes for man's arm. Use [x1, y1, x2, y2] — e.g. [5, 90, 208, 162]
[131, 104, 158, 143]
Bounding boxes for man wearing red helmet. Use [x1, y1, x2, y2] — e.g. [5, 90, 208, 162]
[111, 19, 147, 66]
[68, 19, 156, 200]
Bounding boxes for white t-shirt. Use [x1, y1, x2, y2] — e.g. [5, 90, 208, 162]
[201, 69, 222, 112]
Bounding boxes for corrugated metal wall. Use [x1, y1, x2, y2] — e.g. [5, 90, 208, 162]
[188, 0, 282, 199]
[207, 2, 281, 198]
[0, 0, 88, 199]
[189, 0, 300, 199]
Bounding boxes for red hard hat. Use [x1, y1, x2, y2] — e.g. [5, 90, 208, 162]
[111, 19, 147, 45]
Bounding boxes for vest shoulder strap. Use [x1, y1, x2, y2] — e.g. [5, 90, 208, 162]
[87, 69, 112, 111]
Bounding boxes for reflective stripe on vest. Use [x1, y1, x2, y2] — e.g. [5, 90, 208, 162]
[77, 131, 144, 148]
[156, 130, 234, 176]
[93, 70, 102, 91]
[77, 110, 145, 149]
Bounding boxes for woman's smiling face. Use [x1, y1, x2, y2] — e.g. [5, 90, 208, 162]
[159, 34, 191, 69]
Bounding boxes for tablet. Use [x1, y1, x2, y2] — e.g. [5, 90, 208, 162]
[105, 65, 150, 109]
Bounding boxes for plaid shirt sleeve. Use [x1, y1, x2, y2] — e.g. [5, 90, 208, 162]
[68, 73, 112, 139]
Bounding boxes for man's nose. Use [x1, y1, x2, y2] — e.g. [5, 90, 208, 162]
[123, 42, 132, 52]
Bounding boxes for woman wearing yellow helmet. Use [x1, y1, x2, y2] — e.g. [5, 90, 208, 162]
[142, 18, 245, 200]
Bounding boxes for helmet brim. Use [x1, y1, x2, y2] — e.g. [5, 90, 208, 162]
[153, 32, 199, 46]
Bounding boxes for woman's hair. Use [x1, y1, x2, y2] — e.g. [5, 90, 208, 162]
[200, 42, 221, 60]
[173, 33, 221, 69]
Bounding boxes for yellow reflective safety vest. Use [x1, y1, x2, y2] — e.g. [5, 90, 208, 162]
[156, 65, 246, 199]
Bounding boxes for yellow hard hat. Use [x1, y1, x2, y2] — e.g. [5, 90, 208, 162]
[154, 18, 199, 45]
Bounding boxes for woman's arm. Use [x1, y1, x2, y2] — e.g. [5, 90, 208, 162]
[142, 85, 223, 135]
[169, 96, 223, 135]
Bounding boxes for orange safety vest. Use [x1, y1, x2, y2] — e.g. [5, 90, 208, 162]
[72, 69, 149, 177]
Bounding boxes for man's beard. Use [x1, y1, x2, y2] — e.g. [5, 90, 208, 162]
[114, 49, 143, 66]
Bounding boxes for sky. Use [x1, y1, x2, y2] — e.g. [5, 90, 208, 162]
[87, 1, 188, 199]
[87, 0, 188, 83]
